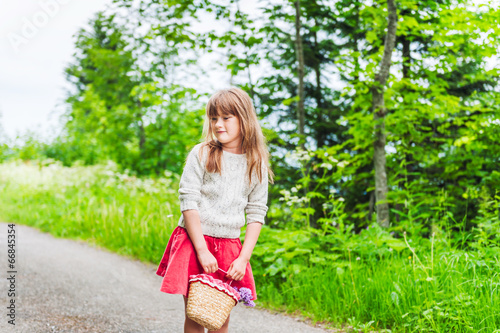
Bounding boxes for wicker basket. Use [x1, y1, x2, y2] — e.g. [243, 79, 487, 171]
[186, 274, 240, 331]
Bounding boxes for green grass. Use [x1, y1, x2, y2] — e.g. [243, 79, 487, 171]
[1, 160, 499, 332]
[247, 224, 500, 332]
[255, 251, 500, 332]
[0, 160, 179, 263]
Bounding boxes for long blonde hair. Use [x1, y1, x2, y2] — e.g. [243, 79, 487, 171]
[197, 87, 274, 185]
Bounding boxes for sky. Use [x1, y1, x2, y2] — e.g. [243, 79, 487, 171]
[0, 0, 113, 142]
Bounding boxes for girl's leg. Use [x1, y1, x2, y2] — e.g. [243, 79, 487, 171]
[183, 296, 205, 333]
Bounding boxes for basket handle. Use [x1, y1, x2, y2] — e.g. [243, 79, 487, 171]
[217, 268, 233, 286]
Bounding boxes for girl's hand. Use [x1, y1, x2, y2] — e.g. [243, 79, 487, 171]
[197, 249, 218, 274]
[226, 257, 248, 281]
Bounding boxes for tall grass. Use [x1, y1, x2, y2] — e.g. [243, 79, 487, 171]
[255, 248, 500, 332]
[1, 160, 499, 332]
[0, 160, 178, 262]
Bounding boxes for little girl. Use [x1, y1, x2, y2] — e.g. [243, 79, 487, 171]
[155, 87, 274, 333]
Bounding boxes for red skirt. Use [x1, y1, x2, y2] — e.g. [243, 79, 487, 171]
[155, 226, 257, 300]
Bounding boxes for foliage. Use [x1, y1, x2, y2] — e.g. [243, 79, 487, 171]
[251, 219, 500, 332]
[59, 10, 206, 175]
[0, 160, 179, 262]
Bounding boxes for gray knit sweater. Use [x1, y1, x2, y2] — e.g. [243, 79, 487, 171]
[177, 143, 269, 238]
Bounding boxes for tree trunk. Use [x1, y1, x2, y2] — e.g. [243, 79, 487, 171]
[402, 34, 410, 78]
[371, 0, 398, 228]
[312, 17, 324, 149]
[294, 0, 305, 149]
[368, 191, 375, 222]
[137, 102, 146, 158]
[397, 31, 411, 223]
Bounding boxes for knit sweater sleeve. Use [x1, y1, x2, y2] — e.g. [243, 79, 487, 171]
[178, 144, 204, 212]
[245, 166, 269, 224]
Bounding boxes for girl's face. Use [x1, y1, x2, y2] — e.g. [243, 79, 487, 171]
[211, 113, 242, 148]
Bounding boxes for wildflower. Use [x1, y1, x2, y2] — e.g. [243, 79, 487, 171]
[235, 287, 255, 307]
[337, 161, 349, 168]
[320, 163, 333, 170]
[356, 257, 361, 261]
[408, 256, 412, 260]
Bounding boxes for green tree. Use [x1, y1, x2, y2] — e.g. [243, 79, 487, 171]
[60, 10, 204, 175]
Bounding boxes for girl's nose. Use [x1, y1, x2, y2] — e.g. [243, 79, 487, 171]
[216, 118, 224, 128]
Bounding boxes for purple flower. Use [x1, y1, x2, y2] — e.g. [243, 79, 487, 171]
[237, 287, 255, 307]
[239, 288, 252, 300]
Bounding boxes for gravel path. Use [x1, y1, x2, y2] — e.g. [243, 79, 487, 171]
[0, 222, 334, 333]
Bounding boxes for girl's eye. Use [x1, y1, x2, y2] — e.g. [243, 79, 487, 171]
[224, 117, 229, 120]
